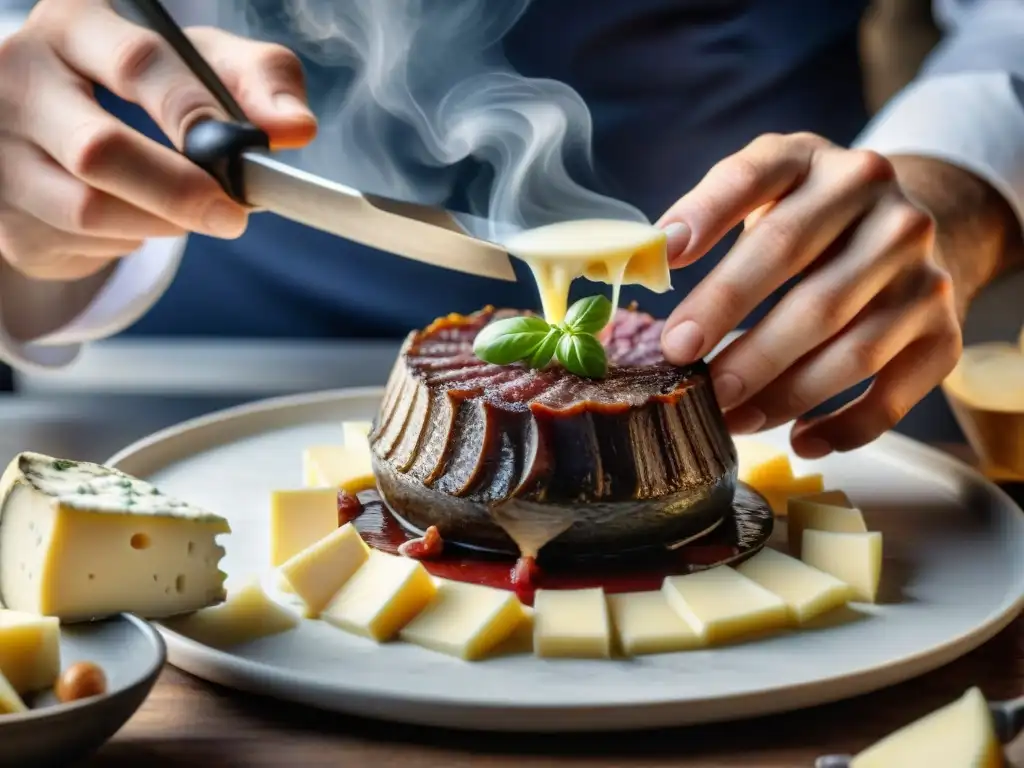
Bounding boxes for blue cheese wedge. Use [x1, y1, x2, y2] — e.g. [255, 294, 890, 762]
[0, 452, 230, 623]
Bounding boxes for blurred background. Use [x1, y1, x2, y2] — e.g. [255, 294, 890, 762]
[0, 0, 1021, 462]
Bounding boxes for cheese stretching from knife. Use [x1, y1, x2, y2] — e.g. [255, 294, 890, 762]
[0, 452, 230, 622]
[504, 219, 672, 324]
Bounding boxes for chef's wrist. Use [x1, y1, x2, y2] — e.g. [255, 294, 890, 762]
[888, 154, 1024, 319]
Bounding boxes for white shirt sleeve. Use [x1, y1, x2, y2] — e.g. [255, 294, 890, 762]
[0, 5, 188, 373]
[855, 0, 1024, 228]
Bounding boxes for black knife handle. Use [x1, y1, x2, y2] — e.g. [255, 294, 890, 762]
[184, 120, 270, 204]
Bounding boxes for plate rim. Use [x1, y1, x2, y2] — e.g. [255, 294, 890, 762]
[106, 387, 1024, 731]
[0, 613, 166, 726]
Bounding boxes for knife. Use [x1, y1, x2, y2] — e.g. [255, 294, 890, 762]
[120, 0, 517, 283]
[815, 694, 1023, 767]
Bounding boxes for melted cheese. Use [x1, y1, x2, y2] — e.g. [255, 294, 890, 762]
[504, 219, 671, 325]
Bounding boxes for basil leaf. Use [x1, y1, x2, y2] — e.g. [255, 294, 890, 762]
[556, 332, 608, 378]
[563, 295, 613, 335]
[526, 327, 563, 369]
[473, 316, 551, 365]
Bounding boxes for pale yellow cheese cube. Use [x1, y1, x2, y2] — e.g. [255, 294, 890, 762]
[851, 687, 1001, 768]
[342, 421, 373, 448]
[802, 530, 883, 603]
[164, 581, 299, 649]
[399, 580, 525, 660]
[0, 609, 61, 694]
[0, 668, 27, 714]
[301, 445, 373, 489]
[498, 605, 535, 655]
[662, 567, 789, 645]
[607, 590, 703, 655]
[269, 488, 339, 567]
[734, 441, 824, 515]
[787, 490, 866, 557]
[735, 547, 851, 624]
[279, 523, 369, 617]
[322, 551, 436, 641]
[533, 588, 612, 659]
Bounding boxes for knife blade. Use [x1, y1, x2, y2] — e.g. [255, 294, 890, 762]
[241, 153, 517, 282]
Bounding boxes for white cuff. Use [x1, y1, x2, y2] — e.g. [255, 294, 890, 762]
[855, 71, 1024, 229]
[0, 236, 186, 373]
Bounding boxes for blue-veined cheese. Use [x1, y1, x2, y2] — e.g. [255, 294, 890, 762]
[0, 452, 229, 623]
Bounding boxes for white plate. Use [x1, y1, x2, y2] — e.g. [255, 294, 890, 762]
[0, 615, 165, 766]
[107, 388, 1024, 732]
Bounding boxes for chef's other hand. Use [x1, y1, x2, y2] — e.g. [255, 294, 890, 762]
[0, 0, 317, 282]
[658, 133, 969, 458]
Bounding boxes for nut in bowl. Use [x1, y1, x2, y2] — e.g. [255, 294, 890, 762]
[941, 342, 1024, 479]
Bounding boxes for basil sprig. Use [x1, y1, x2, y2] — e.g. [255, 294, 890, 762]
[473, 295, 613, 378]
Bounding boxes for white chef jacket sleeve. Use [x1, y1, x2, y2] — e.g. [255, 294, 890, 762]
[855, 0, 1024, 228]
[0, 5, 187, 372]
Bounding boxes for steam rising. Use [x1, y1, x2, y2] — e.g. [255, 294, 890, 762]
[223, 0, 647, 240]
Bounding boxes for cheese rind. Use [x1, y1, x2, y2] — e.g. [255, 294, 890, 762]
[302, 446, 373, 489]
[0, 453, 229, 622]
[279, 523, 369, 617]
[399, 580, 525, 660]
[533, 588, 612, 658]
[802, 530, 883, 603]
[607, 591, 703, 655]
[322, 551, 436, 641]
[163, 581, 298, 649]
[0, 609, 61, 695]
[0, 669, 27, 715]
[786, 491, 866, 557]
[735, 547, 851, 624]
[269, 488, 339, 567]
[851, 687, 1001, 768]
[662, 567, 789, 644]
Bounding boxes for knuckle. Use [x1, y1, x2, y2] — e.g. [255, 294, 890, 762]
[874, 396, 910, 432]
[889, 202, 935, 248]
[257, 43, 303, 79]
[752, 216, 803, 260]
[789, 131, 830, 150]
[160, 169, 216, 224]
[846, 149, 895, 184]
[110, 31, 166, 92]
[802, 290, 846, 332]
[66, 122, 127, 178]
[156, 81, 220, 140]
[847, 339, 886, 379]
[705, 280, 745, 314]
[65, 186, 106, 232]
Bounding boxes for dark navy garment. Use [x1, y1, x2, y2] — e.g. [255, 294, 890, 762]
[109, 0, 870, 339]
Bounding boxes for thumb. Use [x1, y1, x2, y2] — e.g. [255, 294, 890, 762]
[189, 28, 318, 151]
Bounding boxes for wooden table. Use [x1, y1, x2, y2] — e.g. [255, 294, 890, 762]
[84, 480, 1024, 768]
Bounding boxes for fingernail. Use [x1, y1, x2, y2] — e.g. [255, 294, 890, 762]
[726, 405, 767, 434]
[795, 437, 832, 459]
[713, 372, 744, 409]
[664, 320, 704, 363]
[203, 200, 247, 238]
[661, 222, 691, 260]
[273, 93, 313, 118]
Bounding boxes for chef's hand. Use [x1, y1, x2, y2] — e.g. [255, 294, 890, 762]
[658, 132, 1018, 458]
[0, 0, 317, 282]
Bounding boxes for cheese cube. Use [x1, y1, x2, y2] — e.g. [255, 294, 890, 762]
[0, 452, 229, 623]
[607, 591, 703, 655]
[342, 421, 374, 447]
[735, 547, 851, 624]
[802, 530, 883, 603]
[662, 567, 789, 644]
[533, 588, 612, 659]
[498, 605, 535, 655]
[0, 609, 61, 694]
[0, 669, 27, 715]
[787, 491, 867, 557]
[164, 581, 298, 649]
[734, 441, 824, 515]
[399, 580, 525, 660]
[302, 446, 373, 490]
[279, 523, 369, 617]
[851, 687, 1001, 768]
[322, 551, 436, 641]
[269, 488, 339, 567]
